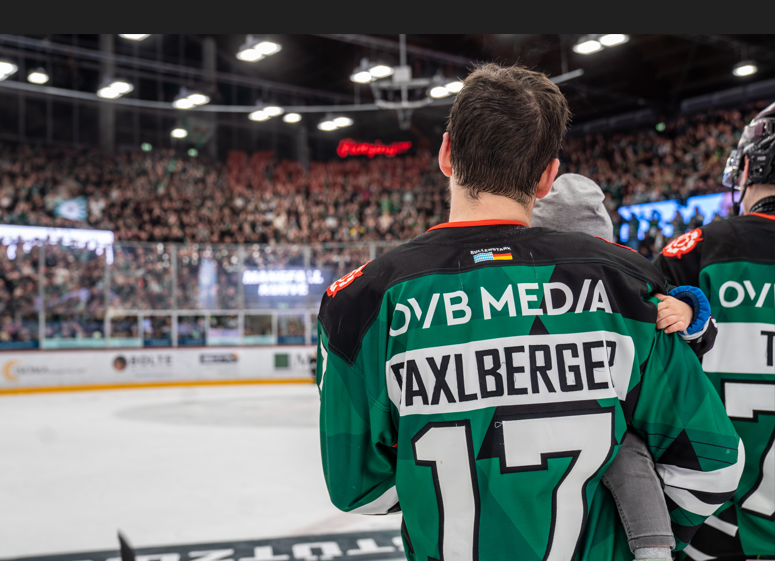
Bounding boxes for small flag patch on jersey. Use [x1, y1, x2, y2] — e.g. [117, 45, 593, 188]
[474, 252, 512, 263]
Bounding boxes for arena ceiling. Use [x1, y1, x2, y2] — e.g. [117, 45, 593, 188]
[0, 34, 773, 157]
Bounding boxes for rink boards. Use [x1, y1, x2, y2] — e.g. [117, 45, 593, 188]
[0, 346, 316, 393]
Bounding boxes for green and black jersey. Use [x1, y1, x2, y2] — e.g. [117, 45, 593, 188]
[654, 212, 775, 558]
[318, 221, 743, 561]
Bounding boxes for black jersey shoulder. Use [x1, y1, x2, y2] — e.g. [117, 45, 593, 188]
[696, 213, 775, 267]
[318, 225, 666, 365]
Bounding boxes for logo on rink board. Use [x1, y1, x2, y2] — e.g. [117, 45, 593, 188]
[4, 530, 405, 561]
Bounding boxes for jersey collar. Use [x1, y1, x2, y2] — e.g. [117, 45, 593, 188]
[750, 212, 775, 221]
[427, 219, 527, 232]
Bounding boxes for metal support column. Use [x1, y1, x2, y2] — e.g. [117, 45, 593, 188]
[99, 34, 116, 152]
[103, 249, 110, 347]
[237, 244, 246, 346]
[38, 243, 45, 349]
[203, 36, 218, 159]
[171, 244, 178, 347]
[303, 245, 311, 344]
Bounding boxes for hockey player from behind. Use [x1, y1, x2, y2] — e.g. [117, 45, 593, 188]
[317, 63, 744, 561]
[652, 102, 775, 561]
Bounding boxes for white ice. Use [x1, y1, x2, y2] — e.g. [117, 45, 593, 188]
[0, 384, 401, 559]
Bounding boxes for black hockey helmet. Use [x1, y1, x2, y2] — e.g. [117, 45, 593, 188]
[723, 102, 775, 213]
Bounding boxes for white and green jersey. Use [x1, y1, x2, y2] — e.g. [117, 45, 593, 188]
[319, 221, 743, 561]
[654, 212, 775, 559]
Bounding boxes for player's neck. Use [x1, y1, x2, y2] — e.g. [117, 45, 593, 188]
[447, 179, 534, 225]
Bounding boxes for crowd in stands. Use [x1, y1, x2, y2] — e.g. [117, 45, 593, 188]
[0, 101, 769, 345]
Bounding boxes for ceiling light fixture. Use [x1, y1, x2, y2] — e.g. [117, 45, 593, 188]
[350, 58, 394, 84]
[249, 110, 270, 121]
[283, 113, 302, 123]
[599, 34, 629, 47]
[733, 60, 758, 77]
[573, 37, 603, 55]
[171, 128, 188, 139]
[237, 35, 282, 62]
[263, 106, 284, 117]
[172, 88, 210, 110]
[119, 35, 151, 41]
[318, 114, 353, 131]
[97, 77, 134, 99]
[0, 60, 18, 81]
[27, 68, 49, 84]
[429, 86, 451, 99]
[444, 80, 464, 93]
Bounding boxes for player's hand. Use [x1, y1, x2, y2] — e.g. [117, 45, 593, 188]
[655, 294, 693, 334]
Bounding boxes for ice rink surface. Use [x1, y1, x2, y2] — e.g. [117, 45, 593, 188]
[0, 384, 401, 559]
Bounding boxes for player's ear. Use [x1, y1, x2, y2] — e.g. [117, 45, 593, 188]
[536, 158, 560, 199]
[438, 132, 452, 177]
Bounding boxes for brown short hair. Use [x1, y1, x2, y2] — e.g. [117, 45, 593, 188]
[447, 63, 571, 205]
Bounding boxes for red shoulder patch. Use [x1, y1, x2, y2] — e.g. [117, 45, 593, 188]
[594, 236, 638, 252]
[326, 260, 373, 297]
[661, 228, 703, 259]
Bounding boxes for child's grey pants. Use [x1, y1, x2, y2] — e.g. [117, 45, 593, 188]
[601, 430, 676, 552]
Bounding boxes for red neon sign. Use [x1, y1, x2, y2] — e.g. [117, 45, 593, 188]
[337, 138, 412, 158]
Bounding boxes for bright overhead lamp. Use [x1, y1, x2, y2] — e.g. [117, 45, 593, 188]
[187, 93, 210, 105]
[97, 87, 121, 99]
[256, 41, 282, 56]
[350, 58, 394, 84]
[237, 35, 281, 62]
[236, 49, 264, 62]
[0, 60, 18, 80]
[351, 70, 372, 84]
[318, 121, 337, 131]
[599, 34, 629, 47]
[110, 80, 133, 94]
[171, 128, 188, 139]
[369, 65, 394, 79]
[733, 60, 758, 77]
[97, 78, 134, 99]
[573, 38, 603, 55]
[119, 34, 151, 41]
[249, 110, 270, 121]
[283, 113, 302, 123]
[444, 80, 464, 93]
[430, 86, 451, 99]
[173, 88, 209, 109]
[333, 117, 353, 128]
[27, 68, 49, 84]
[172, 98, 194, 110]
[263, 106, 284, 117]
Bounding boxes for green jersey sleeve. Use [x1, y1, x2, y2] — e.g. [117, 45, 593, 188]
[318, 320, 400, 515]
[631, 327, 745, 549]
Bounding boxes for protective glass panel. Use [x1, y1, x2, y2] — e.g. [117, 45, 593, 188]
[109, 315, 141, 348]
[242, 245, 317, 310]
[43, 243, 105, 315]
[244, 314, 274, 345]
[44, 313, 105, 349]
[208, 314, 239, 346]
[177, 245, 240, 310]
[0, 242, 40, 349]
[143, 316, 172, 347]
[310, 243, 372, 281]
[178, 315, 205, 347]
[310, 312, 318, 345]
[110, 243, 173, 310]
[277, 313, 305, 345]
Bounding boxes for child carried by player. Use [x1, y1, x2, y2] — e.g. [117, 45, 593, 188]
[532, 173, 717, 561]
